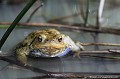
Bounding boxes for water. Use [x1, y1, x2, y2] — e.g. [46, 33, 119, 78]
[0, 0, 120, 79]
[0, 27, 120, 79]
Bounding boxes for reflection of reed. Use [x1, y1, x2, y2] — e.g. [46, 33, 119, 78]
[0, 54, 120, 78]
[0, 55, 51, 74]
[92, 0, 105, 50]
[26, 1, 44, 23]
[7, 0, 26, 5]
[48, 0, 90, 27]
[79, 0, 85, 22]
[48, 13, 80, 23]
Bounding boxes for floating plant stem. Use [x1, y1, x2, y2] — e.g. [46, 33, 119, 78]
[86, 55, 120, 60]
[0, 0, 37, 49]
[0, 25, 10, 28]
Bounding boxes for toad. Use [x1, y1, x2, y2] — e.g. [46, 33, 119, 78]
[16, 29, 84, 64]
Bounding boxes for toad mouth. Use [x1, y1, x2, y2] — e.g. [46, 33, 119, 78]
[40, 47, 71, 57]
[29, 48, 72, 58]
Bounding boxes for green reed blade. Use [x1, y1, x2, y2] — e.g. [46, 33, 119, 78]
[84, 0, 89, 26]
[0, 0, 37, 49]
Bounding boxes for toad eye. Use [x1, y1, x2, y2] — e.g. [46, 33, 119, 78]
[38, 36, 42, 42]
[58, 37, 62, 42]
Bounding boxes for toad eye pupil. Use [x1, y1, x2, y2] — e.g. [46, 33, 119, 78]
[58, 37, 62, 42]
[38, 37, 42, 42]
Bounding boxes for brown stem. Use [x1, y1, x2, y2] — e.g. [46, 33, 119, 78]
[18, 73, 120, 78]
[80, 42, 120, 47]
[1, 22, 120, 35]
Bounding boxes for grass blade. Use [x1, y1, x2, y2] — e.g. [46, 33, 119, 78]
[0, 0, 37, 49]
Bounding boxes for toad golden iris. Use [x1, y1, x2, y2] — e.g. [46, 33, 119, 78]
[16, 29, 84, 64]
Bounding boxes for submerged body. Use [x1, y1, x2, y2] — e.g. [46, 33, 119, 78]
[16, 29, 84, 64]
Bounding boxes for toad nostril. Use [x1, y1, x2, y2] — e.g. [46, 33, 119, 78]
[51, 39, 55, 42]
[46, 39, 49, 41]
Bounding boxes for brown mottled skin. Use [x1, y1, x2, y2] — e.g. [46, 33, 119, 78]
[16, 29, 84, 64]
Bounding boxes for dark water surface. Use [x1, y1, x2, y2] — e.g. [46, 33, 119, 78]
[0, 27, 120, 79]
[1, 0, 120, 79]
